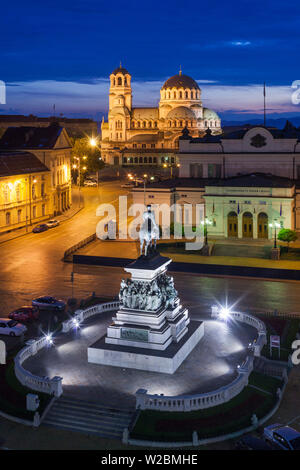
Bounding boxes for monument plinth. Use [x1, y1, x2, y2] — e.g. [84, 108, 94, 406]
[88, 207, 204, 374]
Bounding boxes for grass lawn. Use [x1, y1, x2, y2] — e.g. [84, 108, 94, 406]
[0, 349, 52, 421]
[131, 371, 278, 442]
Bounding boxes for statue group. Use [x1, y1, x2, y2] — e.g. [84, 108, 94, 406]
[119, 274, 178, 311]
[139, 205, 159, 256]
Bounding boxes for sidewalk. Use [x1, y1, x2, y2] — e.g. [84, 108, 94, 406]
[0, 192, 82, 245]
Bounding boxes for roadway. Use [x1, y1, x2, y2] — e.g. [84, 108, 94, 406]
[0, 181, 300, 317]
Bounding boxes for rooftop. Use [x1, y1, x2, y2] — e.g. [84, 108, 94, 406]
[0, 124, 69, 150]
[0, 151, 50, 177]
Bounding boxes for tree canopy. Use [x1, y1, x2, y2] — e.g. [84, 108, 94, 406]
[277, 228, 298, 248]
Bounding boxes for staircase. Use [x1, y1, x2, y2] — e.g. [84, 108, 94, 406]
[212, 244, 271, 259]
[42, 396, 134, 439]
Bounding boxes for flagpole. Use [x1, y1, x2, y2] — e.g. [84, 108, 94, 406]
[263, 83, 266, 127]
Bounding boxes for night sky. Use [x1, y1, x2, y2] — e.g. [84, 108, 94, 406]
[1, 0, 300, 121]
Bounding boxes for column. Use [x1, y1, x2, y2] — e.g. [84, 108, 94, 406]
[237, 213, 243, 238]
[253, 212, 258, 239]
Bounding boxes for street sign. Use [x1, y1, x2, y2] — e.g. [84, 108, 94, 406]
[270, 335, 280, 358]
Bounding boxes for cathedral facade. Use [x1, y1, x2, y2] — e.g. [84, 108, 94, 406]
[100, 66, 222, 166]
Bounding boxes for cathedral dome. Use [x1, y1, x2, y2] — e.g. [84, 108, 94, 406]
[162, 74, 200, 90]
[203, 107, 220, 120]
[166, 106, 196, 119]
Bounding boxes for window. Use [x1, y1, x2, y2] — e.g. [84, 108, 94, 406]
[33, 206, 36, 218]
[17, 209, 22, 223]
[208, 164, 222, 178]
[190, 164, 203, 178]
[32, 184, 36, 198]
[142, 144, 146, 148]
[244, 200, 251, 204]
[3, 185, 9, 204]
[6, 212, 11, 225]
[143, 121, 146, 128]
[229, 200, 236, 204]
[151, 144, 155, 148]
[179, 91, 182, 98]
[42, 204, 45, 216]
[41, 183, 45, 197]
[16, 183, 21, 202]
[133, 143, 137, 148]
[132, 122, 135, 128]
[185, 91, 188, 99]
[117, 77, 122, 85]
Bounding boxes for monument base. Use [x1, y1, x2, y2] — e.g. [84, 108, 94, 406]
[88, 320, 204, 374]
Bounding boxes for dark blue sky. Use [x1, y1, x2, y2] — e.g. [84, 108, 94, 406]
[1, 0, 300, 120]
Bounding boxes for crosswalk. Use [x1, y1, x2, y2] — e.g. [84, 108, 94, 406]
[42, 396, 134, 439]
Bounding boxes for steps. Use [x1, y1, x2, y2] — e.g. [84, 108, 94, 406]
[212, 244, 271, 259]
[42, 396, 134, 439]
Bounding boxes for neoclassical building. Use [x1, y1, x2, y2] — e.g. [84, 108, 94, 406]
[101, 66, 221, 166]
[132, 123, 300, 239]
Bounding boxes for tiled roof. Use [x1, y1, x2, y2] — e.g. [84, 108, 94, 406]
[0, 151, 50, 177]
[206, 173, 295, 188]
[0, 124, 65, 150]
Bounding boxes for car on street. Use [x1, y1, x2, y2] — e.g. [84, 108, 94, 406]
[121, 182, 134, 188]
[32, 296, 66, 311]
[84, 180, 97, 187]
[32, 224, 48, 233]
[46, 219, 60, 228]
[8, 306, 39, 322]
[235, 435, 274, 450]
[264, 424, 300, 450]
[0, 318, 27, 337]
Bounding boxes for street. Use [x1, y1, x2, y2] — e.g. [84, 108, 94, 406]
[0, 181, 300, 318]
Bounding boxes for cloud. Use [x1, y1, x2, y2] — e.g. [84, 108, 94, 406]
[229, 41, 252, 47]
[2, 78, 298, 119]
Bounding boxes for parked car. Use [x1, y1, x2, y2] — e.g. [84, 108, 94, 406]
[8, 306, 39, 322]
[32, 224, 48, 233]
[235, 435, 274, 450]
[32, 296, 66, 311]
[84, 180, 97, 187]
[264, 424, 300, 450]
[0, 318, 27, 337]
[46, 219, 60, 228]
[121, 182, 134, 188]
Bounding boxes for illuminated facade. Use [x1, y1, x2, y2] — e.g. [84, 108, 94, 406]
[101, 66, 221, 166]
[0, 151, 53, 233]
[0, 124, 72, 214]
[132, 123, 300, 238]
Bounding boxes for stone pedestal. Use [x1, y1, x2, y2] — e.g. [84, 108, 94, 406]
[271, 247, 280, 260]
[88, 251, 204, 374]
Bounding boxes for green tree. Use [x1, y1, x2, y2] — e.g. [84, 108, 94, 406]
[277, 228, 298, 251]
[71, 137, 105, 174]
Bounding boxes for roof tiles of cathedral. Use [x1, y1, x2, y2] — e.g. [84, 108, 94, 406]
[162, 74, 200, 90]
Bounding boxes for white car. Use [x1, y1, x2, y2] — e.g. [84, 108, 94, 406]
[121, 182, 134, 188]
[46, 219, 60, 228]
[264, 424, 300, 450]
[0, 318, 27, 337]
[84, 180, 97, 187]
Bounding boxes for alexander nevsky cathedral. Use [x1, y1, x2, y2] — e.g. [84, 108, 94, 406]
[100, 65, 222, 166]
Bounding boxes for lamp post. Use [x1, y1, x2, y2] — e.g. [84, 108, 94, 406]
[269, 220, 280, 248]
[143, 174, 147, 206]
[201, 217, 213, 245]
[163, 162, 180, 178]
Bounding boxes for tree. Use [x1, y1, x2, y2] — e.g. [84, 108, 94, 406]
[71, 137, 105, 174]
[277, 228, 298, 251]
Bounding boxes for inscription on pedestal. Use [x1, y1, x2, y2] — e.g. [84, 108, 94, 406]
[121, 328, 149, 342]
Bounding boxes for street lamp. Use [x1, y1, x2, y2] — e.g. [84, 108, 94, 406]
[201, 217, 213, 245]
[269, 220, 280, 248]
[143, 174, 147, 206]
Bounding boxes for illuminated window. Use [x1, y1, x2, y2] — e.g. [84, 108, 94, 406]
[32, 184, 36, 198]
[16, 183, 21, 202]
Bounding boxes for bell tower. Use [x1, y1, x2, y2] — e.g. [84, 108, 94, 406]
[109, 63, 132, 112]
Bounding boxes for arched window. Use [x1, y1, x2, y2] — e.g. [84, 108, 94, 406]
[137, 121, 141, 128]
[132, 121, 135, 128]
[173, 91, 176, 99]
[3, 185, 9, 204]
[205, 121, 208, 127]
[179, 91, 182, 98]
[148, 121, 152, 128]
[144, 157, 148, 163]
[168, 92, 170, 99]
[143, 121, 146, 128]
[139, 157, 143, 163]
[6, 212, 11, 225]
[149, 157, 152, 163]
[154, 121, 158, 128]
[185, 91, 188, 99]
[179, 121, 183, 127]
[117, 77, 122, 85]
[134, 157, 138, 163]
[191, 91, 194, 99]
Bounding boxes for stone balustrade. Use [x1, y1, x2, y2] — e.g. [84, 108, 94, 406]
[14, 301, 120, 397]
[14, 338, 63, 397]
[62, 301, 120, 332]
[136, 356, 253, 412]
